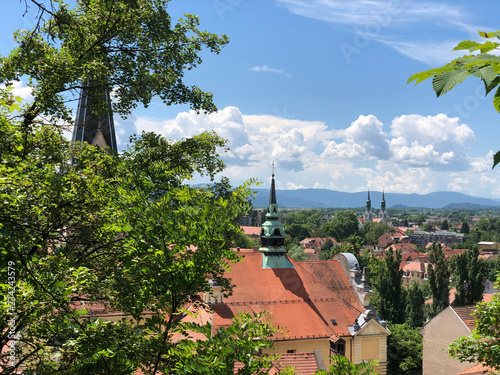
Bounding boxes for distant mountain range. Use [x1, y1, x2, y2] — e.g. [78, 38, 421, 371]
[250, 189, 500, 209]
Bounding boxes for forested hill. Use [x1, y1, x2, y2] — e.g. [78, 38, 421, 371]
[250, 189, 500, 209]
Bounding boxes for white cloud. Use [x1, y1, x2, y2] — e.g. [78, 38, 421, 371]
[131, 106, 500, 198]
[277, 0, 466, 27]
[1, 80, 34, 102]
[276, 0, 482, 65]
[389, 114, 475, 168]
[322, 115, 391, 161]
[250, 65, 292, 78]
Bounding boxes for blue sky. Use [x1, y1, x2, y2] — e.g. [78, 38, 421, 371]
[3, 0, 500, 199]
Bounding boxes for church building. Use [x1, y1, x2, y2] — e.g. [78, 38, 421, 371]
[362, 191, 389, 225]
[69, 90, 390, 373]
[204, 174, 390, 373]
[72, 85, 117, 151]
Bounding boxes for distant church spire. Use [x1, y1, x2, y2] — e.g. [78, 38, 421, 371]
[269, 162, 277, 205]
[363, 190, 373, 224]
[72, 84, 117, 151]
[379, 190, 389, 223]
[259, 168, 294, 269]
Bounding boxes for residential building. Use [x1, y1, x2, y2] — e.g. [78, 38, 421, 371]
[402, 262, 427, 287]
[409, 230, 468, 248]
[421, 295, 495, 375]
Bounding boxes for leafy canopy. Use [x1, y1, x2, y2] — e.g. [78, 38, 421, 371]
[448, 273, 500, 372]
[1, 0, 229, 128]
[0, 90, 273, 373]
[408, 30, 500, 168]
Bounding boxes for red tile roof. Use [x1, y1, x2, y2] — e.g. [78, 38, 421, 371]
[402, 262, 426, 273]
[241, 226, 261, 236]
[275, 352, 320, 374]
[453, 305, 477, 331]
[213, 252, 365, 340]
[384, 243, 417, 252]
[456, 363, 496, 374]
[234, 353, 319, 375]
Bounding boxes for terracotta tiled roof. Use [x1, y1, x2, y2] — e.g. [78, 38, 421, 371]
[383, 243, 417, 252]
[456, 363, 496, 374]
[212, 252, 365, 340]
[453, 305, 477, 331]
[402, 252, 426, 261]
[241, 226, 261, 236]
[300, 237, 336, 249]
[402, 262, 426, 273]
[275, 352, 320, 374]
[234, 352, 320, 375]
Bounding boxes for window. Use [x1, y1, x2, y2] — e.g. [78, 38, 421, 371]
[287, 349, 296, 354]
[330, 338, 346, 357]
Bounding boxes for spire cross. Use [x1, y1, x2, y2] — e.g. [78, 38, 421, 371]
[272, 161, 275, 177]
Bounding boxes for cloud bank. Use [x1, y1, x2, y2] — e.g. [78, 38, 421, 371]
[131, 106, 500, 197]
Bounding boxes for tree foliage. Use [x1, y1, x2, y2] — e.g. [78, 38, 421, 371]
[287, 244, 307, 262]
[408, 30, 500, 168]
[405, 283, 426, 328]
[315, 355, 379, 375]
[461, 221, 470, 234]
[386, 323, 422, 375]
[427, 243, 450, 317]
[0, 95, 276, 373]
[284, 223, 311, 242]
[368, 248, 405, 324]
[450, 247, 485, 306]
[1, 0, 229, 132]
[322, 210, 359, 241]
[360, 222, 392, 244]
[448, 274, 500, 371]
[0, 0, 276, 370]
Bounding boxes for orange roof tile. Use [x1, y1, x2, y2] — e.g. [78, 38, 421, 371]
[453, 305, 477, 331]
[384, 243, 417, 253]
[456, 363, 496, 374]
[213, 252, 365, 340]
[275, 352, 320, 375]
[402, 262, 426, 272]
[241, 226, 261, 236]
[234, 352, 319, 374]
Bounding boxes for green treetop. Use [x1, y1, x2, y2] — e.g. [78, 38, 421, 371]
[408, 30, 500, 168]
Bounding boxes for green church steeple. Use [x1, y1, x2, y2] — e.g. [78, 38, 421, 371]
[259, 170, 294, 268]
[259, 173, 286, 253]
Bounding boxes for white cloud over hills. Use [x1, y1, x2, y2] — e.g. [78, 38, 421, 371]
[132, 106, 500, 198]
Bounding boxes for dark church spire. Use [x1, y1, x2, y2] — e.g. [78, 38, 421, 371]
[366, 190, 371, 211]
[72, 85, 117, 151]
[381, 190, 386, 212]
[269, 163, 277, 205]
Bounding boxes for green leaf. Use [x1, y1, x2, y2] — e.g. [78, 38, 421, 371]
[479, 41, 500, 53]
[478, 30, 500, 39]
[452, 40, 480, 51]
[484, 76, 500, 96]
[494, 151, 500, 169]
[432, 69, 470, 97]
[471, 65, 498, 86]
[493, 86, 500, 114]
